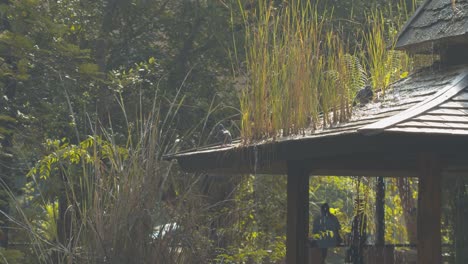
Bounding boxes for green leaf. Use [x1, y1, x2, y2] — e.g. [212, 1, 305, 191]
[78, 63, 100, 75]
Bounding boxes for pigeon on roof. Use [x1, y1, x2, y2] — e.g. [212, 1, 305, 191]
[216, 124, 232, 146]
[354, 85, 373, 106]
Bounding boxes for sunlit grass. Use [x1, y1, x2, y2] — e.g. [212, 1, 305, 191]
[239, 1, 329, 141]
[238, 0, 418, 141]
[4, 84, 212, 263]
[363, 6, 411, 94]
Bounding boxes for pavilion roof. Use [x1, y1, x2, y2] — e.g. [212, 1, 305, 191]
[164, 64, 468, 174]
[395, 0, 468, 53]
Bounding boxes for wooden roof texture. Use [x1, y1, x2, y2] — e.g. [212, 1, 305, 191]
[360, 65, 468, 135]
[395, 0, 468, 53]
[306, 64, 467, 137]
[165, 64, 468, 174]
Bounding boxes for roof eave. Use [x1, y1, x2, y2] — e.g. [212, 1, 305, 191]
[395, 33, 468, 55]
[394, 0, 431, 51]
[168, 132, 468, 175]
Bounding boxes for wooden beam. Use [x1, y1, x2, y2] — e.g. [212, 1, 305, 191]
[417, 153, 442, 264]
[286, 161, 309, 264]
[307, 153, 419, 177]
[171, 133, 468, 175]
[310, 169, 416, 178]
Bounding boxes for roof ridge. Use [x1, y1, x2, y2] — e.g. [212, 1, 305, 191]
[358, 68, 468, 135]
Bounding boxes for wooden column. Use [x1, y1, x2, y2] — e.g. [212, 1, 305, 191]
[376, 177, 385, 246]
[454, 176, 468, 264]
[286, 161, 309, 264]
[417, 154, 441, 264]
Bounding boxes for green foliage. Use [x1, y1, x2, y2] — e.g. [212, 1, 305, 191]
[310, 176, 414, 245]
[0, 0, 438, 263]
[321, 34, 367, 125]
[0, 115, 15, 140]
[37, 202, 58, 241]
[19, 121, 189, 263]
[78, 63, 101, 76]
[441, 175, 468, 262]
[215, 175, 287, 263]
[0, 0, 233, 262]
[216, 175, 416, 262]
[0, 248, 25, 264]
[0, 2, 241, 261]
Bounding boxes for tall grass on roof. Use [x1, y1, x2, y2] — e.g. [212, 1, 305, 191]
[239, 1, 328, 141]
[322, 32, 367, 126]
[239, 0, 369, 141]
[237, 0, 421, 142]
[364, 5, 412, 94]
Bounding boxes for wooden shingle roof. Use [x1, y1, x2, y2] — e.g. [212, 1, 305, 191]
[306, 65, 468, 137]
[165, 65, 468, 174]
[396, 0, 468, 53]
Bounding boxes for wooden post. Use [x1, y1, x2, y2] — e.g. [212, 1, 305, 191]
[454, 176, 468, 264]
[376, 177, 385, 246]
[417, 154, 442, 264]
[286, 161, 309, 264]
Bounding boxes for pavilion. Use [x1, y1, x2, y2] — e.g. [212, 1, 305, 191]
[165, 0, 468, 263]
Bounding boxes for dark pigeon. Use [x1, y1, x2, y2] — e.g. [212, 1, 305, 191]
[216, 124, 232, 145]
[354, 85, 373, 106]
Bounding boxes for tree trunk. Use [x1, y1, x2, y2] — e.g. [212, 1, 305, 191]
[0, 0, 16, 246]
